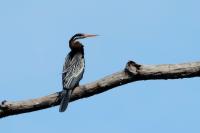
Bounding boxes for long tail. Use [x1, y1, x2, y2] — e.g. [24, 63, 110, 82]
[59, 89, 72, 112]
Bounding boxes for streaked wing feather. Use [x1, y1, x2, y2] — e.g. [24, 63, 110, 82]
[62, 53, 72, 73]
[62, 52, 84, 89]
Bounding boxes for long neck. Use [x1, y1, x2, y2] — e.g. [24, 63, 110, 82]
[69, 41, 84, 55]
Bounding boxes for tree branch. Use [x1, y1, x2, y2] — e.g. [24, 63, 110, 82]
[0, 61, 200, 118]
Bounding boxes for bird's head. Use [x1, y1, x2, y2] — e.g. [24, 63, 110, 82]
[69, 33, 97, 50]
[70, 33, 97, 42]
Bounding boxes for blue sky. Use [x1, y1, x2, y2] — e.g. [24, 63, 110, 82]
[0, 0, 200, 133]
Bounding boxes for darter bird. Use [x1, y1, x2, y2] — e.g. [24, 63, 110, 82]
[59, 33, 97, 112]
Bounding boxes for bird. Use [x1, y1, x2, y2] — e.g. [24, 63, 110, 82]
[59, 33, 97, 112]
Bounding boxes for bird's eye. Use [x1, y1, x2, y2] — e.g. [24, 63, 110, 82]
[79, 34, 84, 37]
[76, 33, 83, 36]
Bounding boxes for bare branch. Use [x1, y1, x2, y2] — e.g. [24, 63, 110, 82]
[0, 61, 200, 118]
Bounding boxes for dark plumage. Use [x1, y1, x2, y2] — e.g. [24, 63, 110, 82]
[59, 33, 97, 112]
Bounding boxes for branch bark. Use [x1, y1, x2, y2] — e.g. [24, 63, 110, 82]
[0, 61, 200, 118]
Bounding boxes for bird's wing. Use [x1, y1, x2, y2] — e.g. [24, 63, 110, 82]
[62, 53, 84, 89]
[62, 53, 72, 72]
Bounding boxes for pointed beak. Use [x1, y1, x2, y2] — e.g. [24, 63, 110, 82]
[83, 34, 98, 38]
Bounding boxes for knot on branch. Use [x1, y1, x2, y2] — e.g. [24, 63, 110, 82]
[125, 61, 141, 76]
[0, 100, 8, 115]
[0, 100, 10, 110]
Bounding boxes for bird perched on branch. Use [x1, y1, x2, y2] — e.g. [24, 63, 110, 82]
[59, 33, 97, 112]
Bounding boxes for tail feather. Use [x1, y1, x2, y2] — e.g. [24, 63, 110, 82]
[59, 89, 72, 112]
